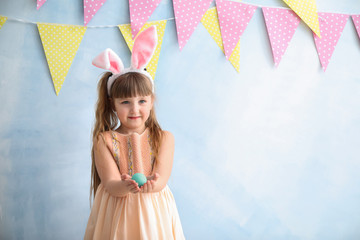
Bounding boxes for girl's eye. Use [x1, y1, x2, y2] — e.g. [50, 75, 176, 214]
[121, 101, 130, 104]
[139, 100, 146, 104]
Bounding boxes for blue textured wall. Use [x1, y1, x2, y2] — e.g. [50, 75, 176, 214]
[1, 0, 360, 239]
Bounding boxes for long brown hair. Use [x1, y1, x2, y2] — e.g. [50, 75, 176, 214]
[90, 72, 162, 202]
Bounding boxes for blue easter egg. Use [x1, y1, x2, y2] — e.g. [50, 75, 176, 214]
[131, 173, 147, 187]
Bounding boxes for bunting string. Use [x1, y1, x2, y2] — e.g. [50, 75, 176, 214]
[3, 1, 359, 27]
[4, 15, 175, 27]
[230, 1, 359, 15]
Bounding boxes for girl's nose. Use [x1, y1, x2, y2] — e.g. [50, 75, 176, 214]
[131, 103, 139, 113]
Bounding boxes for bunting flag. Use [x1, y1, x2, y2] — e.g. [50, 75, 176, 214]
[173, 0, 213, 51]
[216, 0, 257, 59]
[262, 7, 301, 67]
[283, 0, 321, 37]
[201, 7, 240, 72]
[129, 0, 162, 39]
[119, 20, 167, 80]
[37, 24, 87, 95]
[2, 2, 359, 81]
[313, 13, 349, 71]
[37, 0, 48, 10]
[352, 15, 360, 39]
[0, 16, 7, 30]
[83, 0, 107, 26]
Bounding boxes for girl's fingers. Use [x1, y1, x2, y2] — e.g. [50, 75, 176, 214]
[153, 173, 160, 181]
[147, 173, 160, 181]
[141, 180, 155, 193]
[122, 174, 131, 180]
[127, 180, 137, 185]
[142, 182, 148, 193]
[130, 184, 140, 192]
[149, 181, 154, 191]
[126, 180, 139, 190]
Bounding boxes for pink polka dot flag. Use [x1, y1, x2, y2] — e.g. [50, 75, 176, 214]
[262, 7, 300, 67]
[313, 12, 349, 71]
[37, 0, 47, 10]
[129, 0, 162, 39]
[83, 0, 107, 26]
[351, 15, 360, 40]
[215, 0, 257, 59]
[201, 7, 241, 72]
[173, 0, 213, 51]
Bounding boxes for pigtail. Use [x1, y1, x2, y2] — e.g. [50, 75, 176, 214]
[90, 72, 117, 202]
[146, 107, 163, 172]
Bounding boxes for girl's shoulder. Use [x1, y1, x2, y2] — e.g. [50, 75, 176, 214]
[161, 130, 173, 137]
[160, 130, 175, 143]
[94, 131, 115, 147]
[97, 131, 112, 140]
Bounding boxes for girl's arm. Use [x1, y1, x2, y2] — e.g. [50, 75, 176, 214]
[94, 132, 140, 197]
[141, 131, 175, 193]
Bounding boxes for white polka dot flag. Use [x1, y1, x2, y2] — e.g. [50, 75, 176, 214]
[0, 16, 7, 30]
[352, 15, 360, 40]
[283, 0, 321, 38]
[215, 0, 257, 60]
[83, 0, 107, 26]
[262, 7, 300, 67]
[313, 13, 349, 71]
[129, 0, 162, 39]
[37, 0, 48, 10]
[201, 7, 240, 72]
[37, 23, 87, 95]
[173, 0, 213, 51]
[119, 20, 167, 80]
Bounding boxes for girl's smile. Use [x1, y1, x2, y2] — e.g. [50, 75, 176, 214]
[128, 116, 140, 120]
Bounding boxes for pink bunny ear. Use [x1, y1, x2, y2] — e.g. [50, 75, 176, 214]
[131, 26, 158, 70]
[92, 48, 124, 74]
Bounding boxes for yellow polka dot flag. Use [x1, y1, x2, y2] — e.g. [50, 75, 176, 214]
[37, 23, 87, 95]
[0, 16, 7, 30]
[283, 0, 321, 37]
[118, 20, 167, 81]
[201, 7, 240, 72]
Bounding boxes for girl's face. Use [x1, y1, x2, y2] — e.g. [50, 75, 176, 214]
[112, 95, 153, 134]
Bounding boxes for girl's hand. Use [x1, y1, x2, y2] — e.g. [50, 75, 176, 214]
[141, 173, 160, 193]
[121, 174, 140, 194]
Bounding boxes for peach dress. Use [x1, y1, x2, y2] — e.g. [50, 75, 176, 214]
[84, 129, 185, 240]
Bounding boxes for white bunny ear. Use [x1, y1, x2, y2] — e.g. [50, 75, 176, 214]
[92, 48, 124, 74]
[131, 26, 158, 70]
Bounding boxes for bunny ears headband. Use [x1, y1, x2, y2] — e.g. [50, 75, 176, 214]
[92, 26, 158, 96]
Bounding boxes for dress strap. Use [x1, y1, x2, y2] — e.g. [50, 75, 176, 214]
[111, 131, 121, 172]
[148, 133, 155, 171]
[127, 137, 134, 176]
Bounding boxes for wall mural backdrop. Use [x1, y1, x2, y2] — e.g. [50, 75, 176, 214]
[0, 0, 360, 239]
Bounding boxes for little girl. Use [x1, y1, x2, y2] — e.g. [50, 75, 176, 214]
[84, 26, 185, 239]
